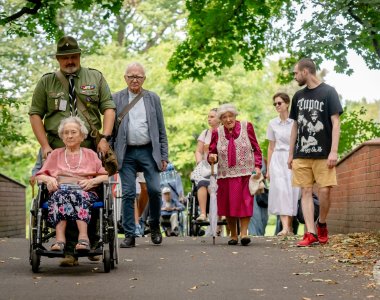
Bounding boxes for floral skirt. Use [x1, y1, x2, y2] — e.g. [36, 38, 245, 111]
[47, 189, 98, 227]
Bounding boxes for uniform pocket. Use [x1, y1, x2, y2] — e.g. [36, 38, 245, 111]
[79, 88, 99, 104]
[48, 92, 66, 111]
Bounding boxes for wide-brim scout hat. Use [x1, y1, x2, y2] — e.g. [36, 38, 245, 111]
[56, 36, 81, 56]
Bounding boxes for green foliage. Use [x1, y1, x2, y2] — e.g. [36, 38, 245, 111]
[286, 0, 380, 76]
[168, 0, 380, 82]
[167, 0, 287, 82]
[339, 106, 380, 156]
[0, 0, 123, 40]
[0, 90, 26, 147]
[118, 0, 187, 52]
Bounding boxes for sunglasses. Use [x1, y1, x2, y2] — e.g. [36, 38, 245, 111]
[273, 102, 284, 107]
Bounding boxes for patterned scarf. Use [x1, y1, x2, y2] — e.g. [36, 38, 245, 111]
[224, 121, 240, 167]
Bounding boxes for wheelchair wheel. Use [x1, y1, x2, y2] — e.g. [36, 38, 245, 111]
[112, 197, 119, 267]
[29, 215, 35, 264]
[29, 199, 38, 264]
[103, 249, 111, 273]
[108, 228, 117, 270]
[31, 250, 40, 273]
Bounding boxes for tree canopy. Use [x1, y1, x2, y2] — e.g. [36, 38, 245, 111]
[168, 0, 380, 82]
[0, 0, 123, 39]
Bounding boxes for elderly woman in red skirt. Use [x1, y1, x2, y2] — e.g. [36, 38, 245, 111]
[209, 104, 262, 246]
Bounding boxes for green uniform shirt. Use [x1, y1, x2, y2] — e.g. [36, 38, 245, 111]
[29, 67, 115, 149]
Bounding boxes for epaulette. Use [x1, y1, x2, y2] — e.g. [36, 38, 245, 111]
[88, 68, 102, 75]
[42, 72, 54, 77]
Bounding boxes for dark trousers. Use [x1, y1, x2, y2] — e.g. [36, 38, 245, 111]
[118, 144, 162, 237]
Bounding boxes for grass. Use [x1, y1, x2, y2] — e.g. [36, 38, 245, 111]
[265, 214, 305, 236]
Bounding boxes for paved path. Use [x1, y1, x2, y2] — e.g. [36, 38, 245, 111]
[0, 237, 378, 300]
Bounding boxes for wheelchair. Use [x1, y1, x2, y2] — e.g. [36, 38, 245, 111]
[29, 180, 119, 273]
[186, 180, 227, 236]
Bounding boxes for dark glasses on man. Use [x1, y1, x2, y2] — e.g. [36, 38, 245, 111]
[273, 102, 284, 107]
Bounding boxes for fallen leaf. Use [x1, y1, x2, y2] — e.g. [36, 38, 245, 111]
[190, 286, 197, 290]
[324, 279, 338, 285]
[293, 272, 314, 276]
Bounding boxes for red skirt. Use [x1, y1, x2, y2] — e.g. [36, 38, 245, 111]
[216, 175, 253, 217]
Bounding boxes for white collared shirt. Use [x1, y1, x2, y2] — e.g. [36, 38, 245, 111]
[266, 117, 294, 151]
[127, 90, 151, 145]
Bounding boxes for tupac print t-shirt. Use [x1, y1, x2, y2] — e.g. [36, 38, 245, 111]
[289, 83, 343, 159]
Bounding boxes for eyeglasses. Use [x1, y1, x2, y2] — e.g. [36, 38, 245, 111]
[126, 75, 145, 81]
[273, 102, 284, 107]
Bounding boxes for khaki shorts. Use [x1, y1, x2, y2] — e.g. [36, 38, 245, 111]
[292, 158, 337, 188]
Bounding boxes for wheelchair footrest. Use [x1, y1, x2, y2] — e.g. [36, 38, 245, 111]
[36, 249, 66, 258]
[35, 248, 103, 258]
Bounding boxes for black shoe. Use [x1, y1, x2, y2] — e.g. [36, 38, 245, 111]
[150, 224, 162, 245]
[241, 237, 251, 246]
[120, 236, 135, 248]
[228, 239, 238, 245]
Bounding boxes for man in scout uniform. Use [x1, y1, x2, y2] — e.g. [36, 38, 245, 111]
[29, 36, 115, 266]
[29, 36, 115, 157]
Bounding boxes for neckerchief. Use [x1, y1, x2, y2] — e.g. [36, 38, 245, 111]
[224, 121, 240, 167]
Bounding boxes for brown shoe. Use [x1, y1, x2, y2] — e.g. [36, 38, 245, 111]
[59, 255, 79, 267]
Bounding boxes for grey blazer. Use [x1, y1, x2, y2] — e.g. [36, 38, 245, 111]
[112, 88, 168, 170]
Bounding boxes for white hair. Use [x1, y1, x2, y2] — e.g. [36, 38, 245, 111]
[125, 62, 146, 75]
[58, 116, 88, 139]
[217, 103, 239, 120]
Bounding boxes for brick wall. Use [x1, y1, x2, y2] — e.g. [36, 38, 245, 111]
[0, 174, 26, 238]
[329, 138, 380, 234]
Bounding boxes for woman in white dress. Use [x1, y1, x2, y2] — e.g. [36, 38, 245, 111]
[194, 108, 219, 221]
[267, 93, 300, 236]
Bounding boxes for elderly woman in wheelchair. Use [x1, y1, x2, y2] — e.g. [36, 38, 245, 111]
[35, 116, 108, 253]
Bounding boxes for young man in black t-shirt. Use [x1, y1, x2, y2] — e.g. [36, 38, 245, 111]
[288, 58, 343, 247]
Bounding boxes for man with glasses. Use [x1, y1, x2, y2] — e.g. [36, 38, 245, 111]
[112, 62, 169, 248]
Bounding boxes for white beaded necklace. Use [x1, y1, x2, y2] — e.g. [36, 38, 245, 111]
[64, 147, 82, 171]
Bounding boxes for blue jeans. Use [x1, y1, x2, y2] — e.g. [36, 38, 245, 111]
[118, 144, 162, 237]
[248, 198, 268, 236]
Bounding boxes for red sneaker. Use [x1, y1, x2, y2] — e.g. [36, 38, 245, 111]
[317, 223, 329, 244]
[297, 232, 319, 247]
